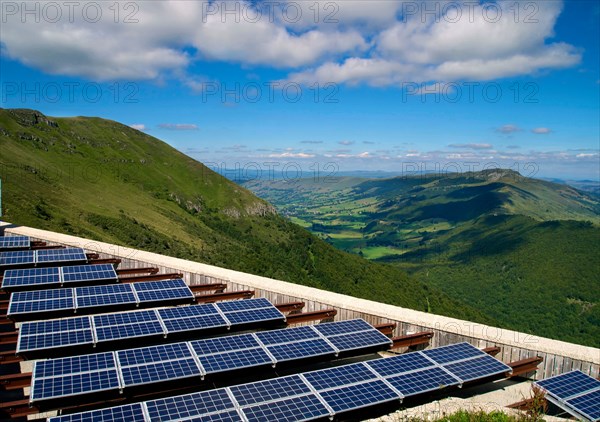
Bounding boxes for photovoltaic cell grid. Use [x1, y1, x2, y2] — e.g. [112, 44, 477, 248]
[1, 264, 118, 290]
[7, 279, 194, 318]
[535, 370, 600, 421]
[31, 319, 393, 403]
[0, 235, 31, 249]
[48, 342, 514, 422]
[18, 298, 285, 354]
[0, 248, 88, 271]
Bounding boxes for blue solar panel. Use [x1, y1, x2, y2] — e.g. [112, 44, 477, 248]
[313, 319, 374, 336]
[95, 321, 165, 342]
[161, 313, 229, 333]
[366, 352, 435, 377]
[2, 267, 61, 288]
[327, 330, 392, 352]
[267, 339, 336, 362]
[34, 352, 116, 378]
[77, 292, 138, 308]
[20, 316, 91, 336]
[133, 279, 189, 290]
[121, 358, 201, 387]
[224, 307, 285, 325]
[36, 248, 87, 263]
[303, 363, 377, 391]
[145, 389, 235, 421]
[12, 288, 73, 302]
[443, 354, 511, 382]
[77, 283, 132, 296]
[231, 375, 311, 407]
[536, 370, 600, 400]
[386, 367, 460, 397]
[135, 287, 194, 302]
[158, 303, 219, 319]
[9, 297, 74, 314]
[217, 297, 272, 312]
[94, 309, 158, 326]
[256, 326, 319, 345]
[187, 410, 244, 422]
[117, 342, 193, 366]
[18, 330, 94, 353]
[191, 333, 260, 355]
[0, 250, 34, 267]
[0, 235, 30, 249]
[199, 347, 274, 374]
[422, 342, 485, 364]
[242, 394, 331, 422]
[566, 389, 600, 421]
[48, 403, 146, 422]
[31, 369, 120, 401]
[319, 379, 399, 413]
[62, 264, 117, 283]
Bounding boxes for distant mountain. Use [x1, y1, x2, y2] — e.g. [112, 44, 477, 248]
[243, 170, 600, 346]
[0, 108, 488, 322]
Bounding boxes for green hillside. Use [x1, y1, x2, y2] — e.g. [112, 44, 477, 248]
[0, 108, 489, 324]
[243, 172, 600, 346]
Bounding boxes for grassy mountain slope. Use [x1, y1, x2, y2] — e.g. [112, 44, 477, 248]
[0, 108, 491, 323]
[243, 172, 600, 346]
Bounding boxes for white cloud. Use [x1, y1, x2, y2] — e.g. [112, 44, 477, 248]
[532, 127, 553, 134]
[339, 140, 355, 146]
[158, 123, 199, 131]
[497, 124, 522, 134]
[448, 143, 494, 150]
[0, 0, 581, 88]
[268, 152, 316, 158]
[129, 124, 148, 131]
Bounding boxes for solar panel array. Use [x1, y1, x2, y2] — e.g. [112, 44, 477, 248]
[1, 264, 118, 291]
[30, 319, 392, 403]
[18, 298, 286, 355]
[8, 279, 194, 319]
[0, 248, 87, 270]
[535, 370, 600, 421]
[48, 342, 513, 421]
[0, 235, 31, 250]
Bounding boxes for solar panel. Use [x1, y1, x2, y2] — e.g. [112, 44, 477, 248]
[94, 309, 159, 326]
[161, 314, 229, 333]
[230, 375, 312, 407]
[191, 333, 260, 355]
[36, 248, 87, 263]
[1, 267, 60, 289]
[421, 342, 486, 364]
[121, 358, 201, 387]
[117, 342, 193, 367]
[319, 379, 399, 413]
[30, 353, 119, 401]
[95, 321, 165, 342]
[0, 235, 30, 249]
[198, 347, 274, 374]
[313, 318, 375, 336]
[48, 403, 147, 422]
[443, 354, 511, 382]
[302, 363, 377, 391]
[536, 370, 600, 400]
[17, 317, 94, 353]
[255, 326, 319, 345]
[187, 410, 245, 422]
[158, 303, 219, 319]
[145, 389, 235, 421]
[0, 250, 34, 267]
[134, 279, 190, 290]
[566, 389, 600, 421]
[327, 330, 392, 352]
[241, 394, 331, 422]
[224, 307, 285, 325]
[366, 352, 435, 377]
[20, 316, 91, 336]
[386, 367, 460, 397]
[61, 264, 117, 284]
[535, 370, 600, 422]
[267, 338, 336, 362]
[217, 297, 272, 312]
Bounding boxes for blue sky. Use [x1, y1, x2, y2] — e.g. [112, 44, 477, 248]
[1, 0, 598, 179]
